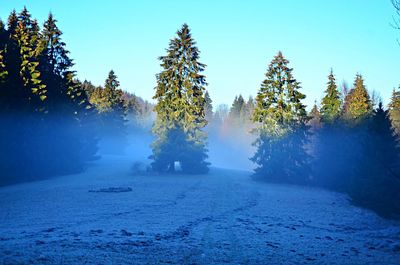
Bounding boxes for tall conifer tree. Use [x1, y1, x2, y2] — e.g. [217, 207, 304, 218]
[309, 101, 322, 130]
[350, 103, 400, 217]
[389, 88, 400, 136]
[343, 74, 372, 123]
[252, 52, 310, 183]
[151, 24, 209, 174]
[14, 7, 47, 107]
[320, 70, 341, 123]
[204, 90, 213, 122]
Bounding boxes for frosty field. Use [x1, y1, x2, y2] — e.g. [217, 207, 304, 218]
[0, 155, 399, 265]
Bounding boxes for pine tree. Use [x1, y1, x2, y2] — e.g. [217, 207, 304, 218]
[14, 7, 47, 107]
[320, 70, 341, 123]
[0, 9, 98, 184]
[204, 90, 213, 122]
[230, 95, 244, 118]
[309, 101, 321, 130]
[0, 19, 7, 84]
[252, 52, 310, 184]
[343, 74, 372, 123]
[38, 13, 98, 170]
[123, 92, 141, 118]
[151, 24, 209, 174]
[90, 70, 127, 152]
[0, 11, 20, 109]
[103, 70, 127, 125]
[0, 19, 7, 112]
[389, 88, 400, 136]
[243, 96, 255, 122]
[314, 75, 371, 191]
[349, 103, 400, 217]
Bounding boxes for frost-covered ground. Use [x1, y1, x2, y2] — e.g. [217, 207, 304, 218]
[1, 155, 400, 264]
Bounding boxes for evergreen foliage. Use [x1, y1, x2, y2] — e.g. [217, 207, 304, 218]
[309, 101, 321, 130]
[229, 95, 245, 120]
[343, 74, 372, 123]
[204, 90, 213, 122]
[87, 70, 127, 154]
[349, 103, 400, 217]
[320, 70, 341, 123]
[251, 52, 310, 184]
[389, 88, 400, 136]
[150, 24, 209, 174]
[0, 9, 98, 184]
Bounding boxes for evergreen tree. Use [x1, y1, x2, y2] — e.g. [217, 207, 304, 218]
[251, 52, 310, 184]
[320, 70, 341, 123]
[123, 92, 141, 117]
[81, 80, 97, 98]
[343, 74, 372, 123]
[0, 20, 7, 84]
[314, 76, 371, 192]
[349, 103, 400, 217]
[243, 96, 255, 122]
[0, 10, 20, 109]
[89, 70, 126, 117]
[102, 70, 127, 129]
[38, 13, 98, 170]
[0, 9, 98, 184]
[88, 70, 127, 154]
[309, 101, 321, 130]
[151, 24, 209, 174]
[230, 95, 245, 118]
[389, 88, 400, 136]
[14, 7, 47, 107]
[204, 90, 213, 122]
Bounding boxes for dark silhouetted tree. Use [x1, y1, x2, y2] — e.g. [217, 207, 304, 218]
[0, 9, 98, 184]
[389, 88, 400, 136]
[349, 103, 400, 217]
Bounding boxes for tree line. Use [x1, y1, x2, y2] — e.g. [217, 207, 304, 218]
[0, 8, 151, 184]
[1, 8, 399, 217]
[150, 24, 400, 217]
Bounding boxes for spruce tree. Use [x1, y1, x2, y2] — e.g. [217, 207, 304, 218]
[0, 9, 99, 184]
[38, 13, 98, 171]
[0, 20, 7, 84]
[244, 96, 255, 122]
[151, 24, 209, 174]
[103, 70, 127, 126]
[343, 74, 372, 123]
[204, 90, 213, 122]
[0, 10, 20, 109]
[389, 88, 400, 136]
[320, 70, 341, 123]
[230, 95, 245, 118]
[309, 101, 321, 130]
[89, 70, 127, 154]
[349, 103, 400, 217]
[315, 75, 371, 191]
[14, 7, 47, 107]
[251, 52, 310, 184]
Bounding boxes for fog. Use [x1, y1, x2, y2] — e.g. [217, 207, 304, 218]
[1, 112, 400, 264]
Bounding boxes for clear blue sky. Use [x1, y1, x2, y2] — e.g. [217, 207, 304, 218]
[1, 0, 399, 109]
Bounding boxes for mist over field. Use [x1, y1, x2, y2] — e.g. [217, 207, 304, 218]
[1, 2, 400, 264]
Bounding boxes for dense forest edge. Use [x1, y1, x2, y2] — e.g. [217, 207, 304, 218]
[0, 7, 400, 219]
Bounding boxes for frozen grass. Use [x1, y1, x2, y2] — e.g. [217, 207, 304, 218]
[0, 155, 400, 264]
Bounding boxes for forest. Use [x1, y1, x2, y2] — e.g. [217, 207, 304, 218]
[1, 2, 400, 264]
[0, 7, 399, 219]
